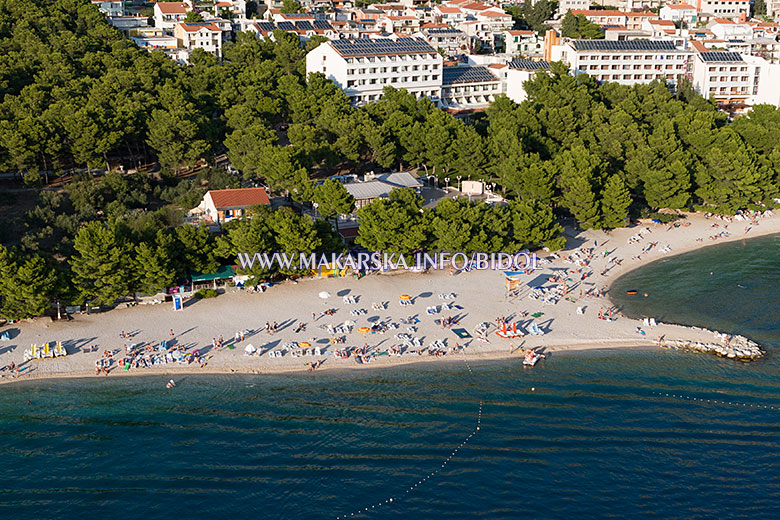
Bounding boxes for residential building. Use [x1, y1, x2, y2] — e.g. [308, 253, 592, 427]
[154, 2, 191, 33]
[558, 0, 592, 15]
[337, 172, 423, 209]
[551, 39, 693, 86]
[132, 34, 178, 50]
[193, 188, 271, 225]
[695, 0, 750, 19]
[379, 15, 422, 34]
[691, 50, 761, 115]
[660, 4, 697, 23]
[709, 18, 752, 40]
[174, 22, 224, 57]
[623, 0, 662, 10]
[421, 28, 469, 56]
[504, 30, 542, 57]
[505, 59, 550, 103]
[571, 10, 628, 27]
[214, 0, 246, 18]
[643, 19, 678, 38]
[440, 65, 501, 111]
[623, 12, 659, 30]
[107, 15, 150, 35]
[434, 5, 466, 24]
[305, 38, 444, 106]
[91, 0, 124, 16]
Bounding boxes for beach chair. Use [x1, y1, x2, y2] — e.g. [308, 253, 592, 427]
[643, 318, 650, 327]
[314, 347, 321, 356]
[649, 318, 657, 327]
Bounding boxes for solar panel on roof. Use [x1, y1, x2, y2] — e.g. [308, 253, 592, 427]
[330, 37, 435, 56]
[277, 21, 295, 30]
[296, 20, 314, 30]
[699, 51, 744, 62]
[313, 20, 332, 29]
[257, 21, 275, 31]
[571, 40, 677, 51]
[441, 66, 498, 85]
[508, 59, 550, 70]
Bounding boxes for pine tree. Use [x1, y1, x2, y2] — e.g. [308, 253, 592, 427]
[600, 175, 632, 229]
[70, 222, 134, 305]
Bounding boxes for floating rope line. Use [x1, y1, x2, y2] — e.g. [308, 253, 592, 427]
[652, 392, 780, 410]
[337, 361, 483, 519]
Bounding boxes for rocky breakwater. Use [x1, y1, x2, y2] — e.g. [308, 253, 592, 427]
[659, 330, 764, 361]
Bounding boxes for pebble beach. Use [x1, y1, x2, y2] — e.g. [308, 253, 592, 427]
[2, 211, 779, 384]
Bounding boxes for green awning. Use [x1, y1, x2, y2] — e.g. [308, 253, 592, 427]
[190, 265, 235, 282]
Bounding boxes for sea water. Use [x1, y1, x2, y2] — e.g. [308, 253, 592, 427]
[2, 236, 780, 519]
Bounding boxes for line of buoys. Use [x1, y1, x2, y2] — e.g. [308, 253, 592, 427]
[337, 360, 484, 519]
[652, 391, 778, 410]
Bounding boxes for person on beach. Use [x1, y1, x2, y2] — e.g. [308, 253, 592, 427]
[169, 329, 174, 338]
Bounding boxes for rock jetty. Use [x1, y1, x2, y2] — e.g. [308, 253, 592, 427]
[659, 332, 764, 361]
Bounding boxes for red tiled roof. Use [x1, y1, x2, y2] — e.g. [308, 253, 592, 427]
[666, 3, 695, 8]
[338, 227, 360, 238]
[156, 2, 189, 14]
[572, 9, 625, 16]
[208, 188, 270, 208]
[178, 22, 222, 32]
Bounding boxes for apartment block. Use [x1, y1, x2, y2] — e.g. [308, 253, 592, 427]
[551, 39, 692, 86]
[306, 38, 443, 105]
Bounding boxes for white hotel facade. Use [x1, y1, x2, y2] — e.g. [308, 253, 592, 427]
[306, 38, 443, 105]
[550, 40, 692, 86]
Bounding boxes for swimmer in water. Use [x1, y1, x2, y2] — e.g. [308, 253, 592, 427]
[737, 284, 745, 288]
[166, 379, 175, 388]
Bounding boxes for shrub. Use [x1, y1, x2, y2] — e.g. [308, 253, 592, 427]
[193, 288, 218, 299]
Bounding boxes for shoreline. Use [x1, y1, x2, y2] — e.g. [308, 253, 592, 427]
[1, 211, 778, 386]
[1, 341, 660, 386]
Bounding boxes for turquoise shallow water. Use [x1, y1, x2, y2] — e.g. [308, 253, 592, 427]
[3, 235, 780, 519]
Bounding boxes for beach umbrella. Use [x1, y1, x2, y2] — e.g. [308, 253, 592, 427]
[358, 327, 370, 333]
[399, 294, 411, 300]
[319, 291, 331, 299]
[244, 344, 257, 355]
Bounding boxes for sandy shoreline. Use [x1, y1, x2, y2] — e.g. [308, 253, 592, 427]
[1, 211, 777, 386]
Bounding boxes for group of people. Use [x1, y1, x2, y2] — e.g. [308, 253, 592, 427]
[439, 316, 459, 329]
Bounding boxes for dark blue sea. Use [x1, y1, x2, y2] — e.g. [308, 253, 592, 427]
[3, 235, 780, 519]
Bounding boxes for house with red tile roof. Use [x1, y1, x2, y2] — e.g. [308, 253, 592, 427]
[194, 188, 271, 224]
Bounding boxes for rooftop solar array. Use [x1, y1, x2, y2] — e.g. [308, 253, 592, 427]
[699, 51, 745, 62]
[426, 28, 465, 35]
[572, 40, 678, 51]
[508, 59, 550, 70]
[256, 20, 333, 33]
[441, 66, 498, 85]
[330, 38, 436, 57]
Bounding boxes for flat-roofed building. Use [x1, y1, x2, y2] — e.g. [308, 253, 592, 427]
[440, 65, 501, 111]
[505, 59, 550, 103]
[551, 39, 692, 86]
[305, 38, 444, 106]
[691, 51, 766, 115]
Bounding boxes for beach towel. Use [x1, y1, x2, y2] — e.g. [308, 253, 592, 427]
[452, 328, 472, 339]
